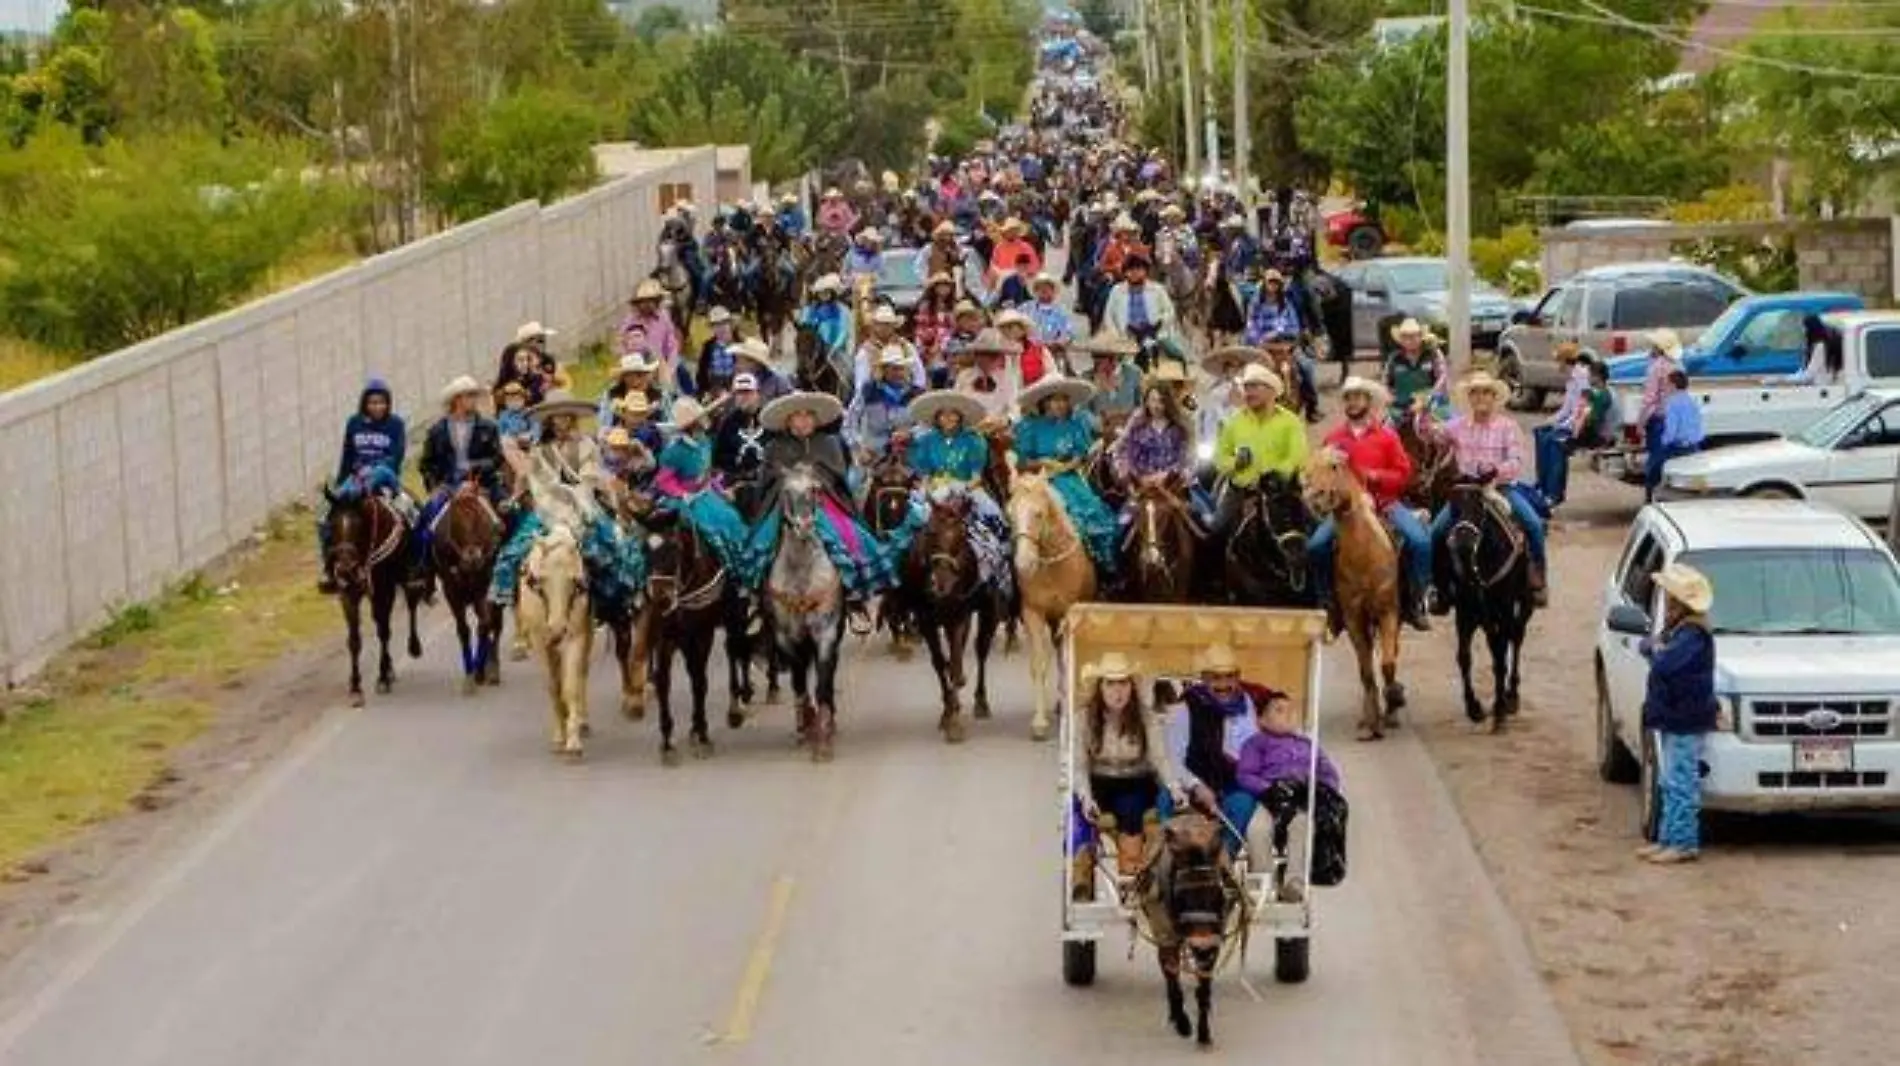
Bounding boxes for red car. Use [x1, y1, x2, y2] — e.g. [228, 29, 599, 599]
[1325, 208, 1389, 260]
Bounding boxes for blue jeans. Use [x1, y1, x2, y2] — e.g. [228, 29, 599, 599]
[1309, 502, 1431, 603]
[1533, 424, 1573, 505]
[1296, 354, 1318, 410]
[1158, 786, 1258, 856]
[1430, 484, 1546, 569]
[1646, 441, 1700, 501]
[1653, 731, 1704, 851]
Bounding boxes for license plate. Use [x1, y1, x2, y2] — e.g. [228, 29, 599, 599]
[1794, 738, 1854, 774]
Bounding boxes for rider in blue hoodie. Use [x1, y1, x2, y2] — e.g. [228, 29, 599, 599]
[317, 378, 410, 593]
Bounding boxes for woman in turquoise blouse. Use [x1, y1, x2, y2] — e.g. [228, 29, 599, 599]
[908, 390, 1012, 593]
[1011, 375, 1119, 573]
[653, 397, 755, 574]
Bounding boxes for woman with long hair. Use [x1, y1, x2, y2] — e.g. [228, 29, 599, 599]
[1068, 652, 1184, 900]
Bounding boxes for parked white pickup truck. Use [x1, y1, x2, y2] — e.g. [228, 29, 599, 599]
[1595, 310, 1900, 482]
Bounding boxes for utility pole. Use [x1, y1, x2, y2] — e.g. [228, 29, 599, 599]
[1198, 0, 1220, 183]
[1446, 0, 1473, 370]
[1176, 0, 1200, 179]
[830, 0, 851, 99]
[1135, 0, 1156, 94]
[1231, 0, 1249, 200]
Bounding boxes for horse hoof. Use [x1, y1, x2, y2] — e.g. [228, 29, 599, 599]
[765, 686, 784, 706]
[509, 644, 530, 663]
[348, 691, 365, 709]
[375, 679, 392, 695]
[973, 699, 992, 720]
[621, 696, 645, 722]
[941, 715, 967, 744]
[727, 707, 746, 730]
[1030, 719, 1051, 743]
[460, 677, 477, 698]
[1172, 1015, 1192, 1038]
[691, 737, 715, 760]
[1464, 705, 1486, 725]
[662, 748, 682, 768]
[811, 743, 835, 764]
[561, 746, 584, 762]
[1197, 1031, 1212, 1048]
[1384, 684, 1407, 711]
[579, 722, 592, 739]
[407, 639, 423, 659]
[1383, 710, 1401, 728]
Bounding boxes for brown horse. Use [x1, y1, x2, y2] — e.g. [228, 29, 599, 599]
[321, 490, 423, 707]
[1138, 813, 1246, 1047]
[862, 453, 917, 652]
[1122, 478, 1197, 603]
[1395, 404, 1457, 514]
[639, 513, 730, 765]
[1008, 472, 1098, 741]
[1303, 449, 1406, 740]
[430, 486, 503, 695]
[899, 492, 1000, 742]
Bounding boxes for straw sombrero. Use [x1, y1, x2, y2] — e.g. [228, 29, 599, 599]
[1080, 650, 1142, 685]
[1201, 344, 1264, 375]
[733, 338, 773, 364]
[1197, 643, 1241, 676]
[909, 390, 986, 427]
[1654, 562, 1713, 613]
[1019, 373, 1095, 411]
[1454, 371, 1509, 405]
[993, 308, 1032, 331]
[1339, 376, 1392, 407]
[615, 392, 653, 417]
[1082, 332, 1140, 357]
[529, 389, 594, 421]
[616, 352, 658, 375]
[1237, 363, 1286, 393]
[760, 390, 845, 432]
[1147, 361, 1189, 387]
[632, 279, 666, 302]
[968, 328, 1021, 356]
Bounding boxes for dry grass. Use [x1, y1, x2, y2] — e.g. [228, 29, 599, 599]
[0, 510, 335, 873]
[0, 336, 76, 393]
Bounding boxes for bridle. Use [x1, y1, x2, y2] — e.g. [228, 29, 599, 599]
[1011, 486, 1081, 570]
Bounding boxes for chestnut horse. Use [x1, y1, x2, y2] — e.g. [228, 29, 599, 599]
[1122, 478, 1197, 603]
[431, 485, 503, 695]
[1395, 404, 1457, 514]
[1303, 449, 1406, 740]
[1008, 472, 1098, 741]
[321, 490, 422, 707]
[899, 491, 1000, 742]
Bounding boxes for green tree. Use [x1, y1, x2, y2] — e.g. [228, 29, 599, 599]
[630, 34, 845, 182]
[1076, 0, 1121, 39]
[633, 3, 692, 44]
[428, 87, 602, 220]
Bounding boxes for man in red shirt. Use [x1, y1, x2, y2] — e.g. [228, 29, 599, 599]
[987, 217, 1043, 281]
[1310, 377, 1432, 632]
[994, 308, 1049, 386]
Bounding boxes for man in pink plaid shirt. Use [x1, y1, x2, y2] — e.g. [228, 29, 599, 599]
[1429, 371, 1549, 609]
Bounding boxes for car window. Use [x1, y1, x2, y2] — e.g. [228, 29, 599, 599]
[1735, 309, 1805, 353]
[1617, 530, 1665, 608]
[1583, 285, 1614, 331]
[1553, 286, 1587, 329]
[1867, 327, 1900, 380]
[1842, 404, 1900, 449]
[1680, 548, 1900, 636]
[1611, 279, 1732, 330]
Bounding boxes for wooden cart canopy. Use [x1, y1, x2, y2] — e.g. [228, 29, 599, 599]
[1063, 604, 1326, 712]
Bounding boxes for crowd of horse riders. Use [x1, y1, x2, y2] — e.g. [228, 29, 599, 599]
[312, 56, 1551, 756]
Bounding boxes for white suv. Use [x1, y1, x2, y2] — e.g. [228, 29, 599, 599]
[1595, 500, 1900, 837]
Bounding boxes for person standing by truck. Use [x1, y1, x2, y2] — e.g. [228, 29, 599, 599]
[1638, 563, 1718, 865]
[1636, 329, 1683, 485]
[1645, 370, 1705, 502]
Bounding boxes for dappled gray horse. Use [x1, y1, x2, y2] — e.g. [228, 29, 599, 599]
[764, 465, 847, 762]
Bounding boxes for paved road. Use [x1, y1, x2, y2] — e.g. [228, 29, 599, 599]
[0, 621, 1581, 1066]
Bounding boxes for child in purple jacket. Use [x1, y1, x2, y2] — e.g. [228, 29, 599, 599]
[1234, 690, 1349, 893]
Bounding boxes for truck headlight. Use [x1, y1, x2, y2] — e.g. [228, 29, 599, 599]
[1715, 694, 1739, 733]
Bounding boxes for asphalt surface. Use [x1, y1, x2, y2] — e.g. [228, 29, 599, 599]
[0, 619, 1582, 1066]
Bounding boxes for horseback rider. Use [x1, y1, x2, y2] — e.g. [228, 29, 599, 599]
[1094, 212, 1141, 290]
[712, 373, 771, 514]
[1196, 345, 1255, 453]
[922, 220, 966, 297]
[1012, 373, 1120, 577]
[317, 377, 413, 594]
[1383, 318, 1450, 424]
[732, 338, 792, 404]
[1155, 203, 1201, 275]
[844, 228, 884, 285]
[598, 352, 664, 426]
[994, 308, 1051, 387]
[495, 380, 538, 448]
[697, 306, 741, 399]
[621, 279, 682, 376]
[906, 390, 1013, 598]
[852, 305, 927, 392]
[660, 205, 707, 308]
[494, 321, 563, 405]
[600, 426, 656, 494]
[1102, 252, 1178, 361]
[796, 273, 854, 368]
[607, 392, 664, 455]
[1076, 331, 1143, 432]
[749, 391, 916, 616]
[1310, 377, 1432, 633]
[955, 328, 1023, 425]
[1025, 273, 1074, 369]
[913, 273, 960, 385]
[845, 347, 923, 494]
[1244, 272, 1320, 419]
[1206, 364, 1308, 534]
[988, 216, 1043, 282]
[1110, 375, 1196, 503]
[1428, 372, 1549, 610]
[777, 192, 808, 239]
[413, 376, 505, 590]
[652, 397, 757, 576]
[817, 187, 859, 238]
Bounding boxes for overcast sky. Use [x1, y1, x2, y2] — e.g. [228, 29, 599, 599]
[0, 0, 59, 33]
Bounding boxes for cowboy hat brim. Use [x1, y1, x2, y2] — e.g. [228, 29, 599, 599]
[1019, 377, 1096, 410]
[760, 391, 844, 432]
[908, 390, 987, 427]
[529, 399, 596, 421]
[1201, 345, 1264, 373]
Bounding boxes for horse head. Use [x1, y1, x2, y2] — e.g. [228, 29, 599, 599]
[1299, 447, 1359, 519]
[921, 489, 976, 602]
[1230, 473, 1311, 595]
[1007, 472, 1065, 573]
[324, 494, 371, 590]
[779, 464, 823, 541]
[1158, 813, 1233, 977]
[524, 523, 586, 644]
[1445, 480, 1515, 592]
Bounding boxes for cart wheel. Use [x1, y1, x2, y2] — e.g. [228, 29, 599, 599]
[1063, 940, 1098, 987]
[1274, 937, 1311, 984]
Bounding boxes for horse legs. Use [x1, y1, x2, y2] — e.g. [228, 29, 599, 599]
[1348, 624, 1381, 741]
[656, 632, 680, 766]
[1455, 613, 1485, 724]
[785, 635, 815, 746]
[372, 582, 398, 695]
[811, 618, 842, 763]
[1488, 625, 1513, 734]
[1195, 973, 1213, 1047]
[541, 641, 567, 754]
[452, 598, 477, 696]
[404, 586, 423, 660]
[1024, 608, 1053, 742]
[919, 615, 964, 743]
[725, 595, 753, 728]
[479, 601, 502, 686]
[510, 602, 530, 661]
[1378, 609, 1406, 728]
[343, 592, 365, 707]
[625, 607, 652, 721]
[560, 621, 590, 757]
[687, 627, 716, 758]
[1160, 945, 1191, 1038]
[972, 598, 997, 720]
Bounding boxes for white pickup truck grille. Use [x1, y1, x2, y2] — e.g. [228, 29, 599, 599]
[1746, 698, 1894, 740]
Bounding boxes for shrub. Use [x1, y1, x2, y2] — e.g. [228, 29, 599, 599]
[429, 88, 602, 222]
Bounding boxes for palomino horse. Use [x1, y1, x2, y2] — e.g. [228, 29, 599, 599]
[430, 485, 503, 695]
[1137, 813, 1245, 1048]
[765, 466, 848, 762]
[1443, 482, 1535, 732]
[899, 491, 999, 742]
[1008, 472, 1098, 742]
[1395, 405, 1457, 514]
[1122, 478, 1197, 603]
[516, 519, 592, 757]
[321, 489, 422, 707]
[639, 513, 730, 765]
[1302, 450, 1406, 740]
[1220, 473, 1314, 607]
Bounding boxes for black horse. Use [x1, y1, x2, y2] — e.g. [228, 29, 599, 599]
[1440, 481, 1535, 732]
[320, 490, 424, 706]
[1217, 473, 1314, 607]
[641, 512, 731, 764]
[897, 493, 1000, 742]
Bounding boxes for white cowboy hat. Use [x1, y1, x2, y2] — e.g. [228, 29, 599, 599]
[529, 388, 594, 421]
[1654, 561, 1713, 614]
[760, 390, 845, 432]
[1202, 344, 1264, 374]
[631, 278, 667, 302]
[968, 327, 1022, 356]
[733, 338, 773, 364]
[1080, 650, 1142, 685]
[908, 390, 986, 427]
[1647, 328, 1685, 361]
[1031, 272, 1060, 289]
[1391, 317, 1438, 343]
[876, 345, 913, 369]
[615, 391, 653, 417]
[870, 304, 903, 327]
[822, 186, 844, 199]
[1455, 371, 1510, 404]
[1197, 642, 1242, 676]
[1159, 204, 1185, 221]
[1082, 331, 1140, 357]
[1237, 363, 1286, 393]
[1019, 373, 1095, 411]
[671, 396, 709, 430]
[855, 228, 884, 245]
[439, 374, 484, 406]
[756, 204, 779, 218]
[1111, 212, 1139, 232]
[953, 299, 985, 318]
[811, 273, 844, 295]
[993, 308, 1032, 330]
[1134, 188, 1162, 203]
[708, 306, 734, 324]
[1220, 214, 1246, 229]
[1339, 375, 1392, 406]
[514, 321, 556, 344]
[932, 219, 958, 238]
[617, 352, 658, 375]
[779, 191, 799, 205]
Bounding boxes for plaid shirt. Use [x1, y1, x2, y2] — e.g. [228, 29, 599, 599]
[1638, 353, 1673, 426]
[1443, 414, 1525, 483]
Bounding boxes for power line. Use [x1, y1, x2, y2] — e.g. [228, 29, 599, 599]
[1519, 4, 1900, 38]
[1565, 0, 1900, 81]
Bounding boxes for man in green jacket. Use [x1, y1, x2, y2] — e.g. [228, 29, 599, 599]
[1205, 363, 1309, 533]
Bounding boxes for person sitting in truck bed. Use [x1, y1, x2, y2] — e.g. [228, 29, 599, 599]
[1784, 314, 1844, 386]
[1645, 369, 1706, 502]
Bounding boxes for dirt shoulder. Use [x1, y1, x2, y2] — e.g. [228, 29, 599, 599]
[1402, 470, 1896, 1066]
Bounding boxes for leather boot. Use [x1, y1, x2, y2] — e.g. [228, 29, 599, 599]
[1070, 850, 1096, 902]
[1403, 586, 1431, 632]
[1529, 561, 1549, 608]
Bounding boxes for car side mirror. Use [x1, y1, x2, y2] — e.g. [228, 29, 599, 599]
[1606, 602, 1650, 636]
[1362, 285, 1387, 300]
[1510, 309, 1533, 326]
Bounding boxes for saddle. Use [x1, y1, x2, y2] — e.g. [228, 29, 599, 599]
[1476, 487, 1527, 556]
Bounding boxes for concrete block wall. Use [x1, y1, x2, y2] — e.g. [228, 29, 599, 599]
[1540, 218, 1899, 306]
[0, 146, 718, 682]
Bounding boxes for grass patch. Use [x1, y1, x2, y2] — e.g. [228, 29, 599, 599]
[0, 508, 337, 874]
[0, 336, 77, 393]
